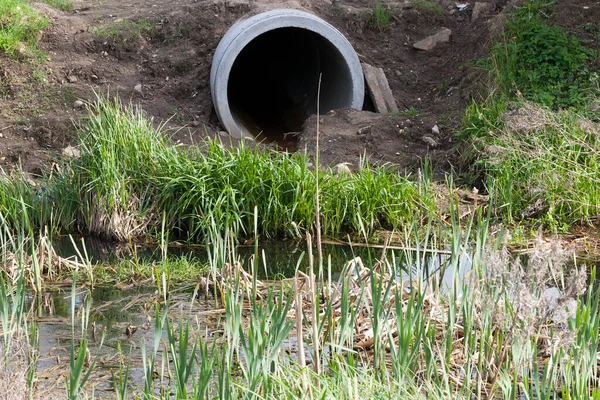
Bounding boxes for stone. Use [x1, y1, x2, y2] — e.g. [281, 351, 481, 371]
[357, 125, 371, 135]
[67, 75, 78, 83]
[62, 145, 81, 158]
[73, 100, 84, 109]
[422, 135, 438, 147]
[133, 84, 143, 94]
[361, 62, 399, 114]
[413, 28, 452, 51]
[432, 124, 440, 135]
[472, 2, 495, 22]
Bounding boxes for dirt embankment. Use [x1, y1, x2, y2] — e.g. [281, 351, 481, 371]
[2, 0, 594, 175]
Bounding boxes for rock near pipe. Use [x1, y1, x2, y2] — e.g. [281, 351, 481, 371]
[210, 9, 364, 141]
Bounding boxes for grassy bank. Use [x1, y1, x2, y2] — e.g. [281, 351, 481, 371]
[460, 0, 600, 231]
[0, 96, 435, 243]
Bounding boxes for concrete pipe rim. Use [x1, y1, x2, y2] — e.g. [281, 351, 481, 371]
[210, 9, 364, 141]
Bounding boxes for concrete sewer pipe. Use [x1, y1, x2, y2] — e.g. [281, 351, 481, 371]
[210, 9, 365, 142]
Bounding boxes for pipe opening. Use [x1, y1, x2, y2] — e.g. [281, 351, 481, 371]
[227, 27, 354, 147]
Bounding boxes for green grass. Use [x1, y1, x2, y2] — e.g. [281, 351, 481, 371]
[94, 18, 157, 42]
[485, 0, 599, 111]
[0, 95, 435, 243]
[458, 0, 600, 230]
[394, 107, 420, 117]
[40, 0, 72, 12]
[469, 103, 600, 229]
[410, 0, 443, 16]
[93, 254, 210, 285]
[0, 0, 49, 58]
[367, 2, 392, 30]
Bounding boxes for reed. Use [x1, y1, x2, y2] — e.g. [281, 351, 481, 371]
[140, 304, 167, 400]
[66, 275, 96, 400]
[166, 317, 197, 399]
[0, 209, 598, 398]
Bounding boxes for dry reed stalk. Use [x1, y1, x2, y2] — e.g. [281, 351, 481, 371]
[307, 233, 321, 376]
[315, 73, 323, 284]
[0, 345, 29, 400]
[86, 192, 156, 241]
[294, 274, 306, 369]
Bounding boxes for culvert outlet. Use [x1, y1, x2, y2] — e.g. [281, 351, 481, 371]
[210, 9, 364, 141]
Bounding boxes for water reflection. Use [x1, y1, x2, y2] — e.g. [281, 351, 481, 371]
[51, 236, 472, 285]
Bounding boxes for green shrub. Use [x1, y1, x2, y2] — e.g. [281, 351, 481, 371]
[489, 0, 599, 110]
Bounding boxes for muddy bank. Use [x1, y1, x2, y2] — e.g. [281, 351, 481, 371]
[1, 0, 507, 174]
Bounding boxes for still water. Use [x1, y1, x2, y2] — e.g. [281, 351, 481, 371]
[31, 237, 471, 396]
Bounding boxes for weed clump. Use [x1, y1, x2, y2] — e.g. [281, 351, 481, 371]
[471, 102, 600, 228]
[0, 0, 49, 58]
[489, 0, 599, 111]
[93, 18, 157, 43]
[367, 2, 392, 31]
[40, 0, 72, 12]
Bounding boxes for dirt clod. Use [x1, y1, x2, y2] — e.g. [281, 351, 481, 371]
[472, 2, 495, 22]
[413, 27, 452, 51]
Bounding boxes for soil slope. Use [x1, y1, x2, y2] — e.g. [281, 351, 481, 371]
[0, 0, 595, 174]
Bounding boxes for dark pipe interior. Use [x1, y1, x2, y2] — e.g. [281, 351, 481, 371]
[228, 27, 354, 147]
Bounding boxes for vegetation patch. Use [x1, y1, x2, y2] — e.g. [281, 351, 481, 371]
[93, 254, 210, 286]
[0, 0, 49, 58]
[40, 0, 72, 12]
[409, 0, 443, 17]
[0, 96, 435, 243]
[366, 2, 392, 31]
[487, 1, 599, 111]
[472, 102, 600, 229]
[94, 18, 157, 43]
[1, 207, 599, 398]
[459, 0, 600, 231]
